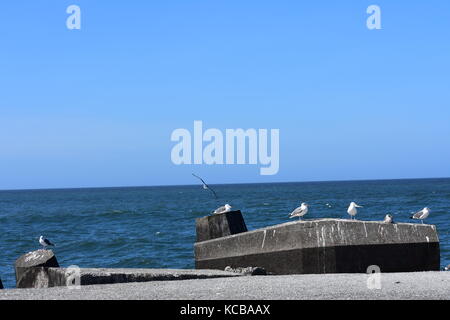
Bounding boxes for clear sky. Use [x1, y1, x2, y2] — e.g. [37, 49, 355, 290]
[1, 1, 450, 190]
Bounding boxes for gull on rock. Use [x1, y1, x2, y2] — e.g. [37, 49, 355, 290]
[213, 204, 232, 215]
[39, 236, 55, 249]
[347, 202, 363, 220]
[289, 203, 309, 220]
[383, 214, 394, 224]
[410, 207, 430, 224]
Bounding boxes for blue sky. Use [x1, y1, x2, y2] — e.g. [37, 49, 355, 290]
[1, 1, 450, 190]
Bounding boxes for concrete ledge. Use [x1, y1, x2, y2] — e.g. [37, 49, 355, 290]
[21, 268, 242, 288]
[195, 219, 441, 274]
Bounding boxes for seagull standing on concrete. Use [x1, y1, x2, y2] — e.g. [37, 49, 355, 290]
[383, 214, 394, 224]
[192, 173, 218, 199]
[213, 204, 232, 215]
[410, 207, 431, 224]
[39, 236, 55, 249]
[289, 203, 309, 220]
[347, 202, 363, 220]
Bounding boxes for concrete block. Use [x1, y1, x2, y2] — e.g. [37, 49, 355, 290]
[15, 250, 59, 288]
[196, 210, 247, 242]
[195, 219, 441, 274]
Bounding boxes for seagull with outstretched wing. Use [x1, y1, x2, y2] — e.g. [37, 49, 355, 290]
[192, 173, 218, 199]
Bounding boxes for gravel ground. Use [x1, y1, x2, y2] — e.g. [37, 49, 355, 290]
[0, 271, 448, 300]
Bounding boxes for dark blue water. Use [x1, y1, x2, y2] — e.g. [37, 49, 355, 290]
[1, 178, 449, 288]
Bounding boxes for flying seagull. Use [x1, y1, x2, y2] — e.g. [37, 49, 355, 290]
[347, 202, 363, 220]
[213, 204, 232, 215]
[289, 203, 309, 220]
[39, 236, 55, 249]
[410, 207, 430, 224]
[192, 173, 218, 199]
[383, 214, 394, 224]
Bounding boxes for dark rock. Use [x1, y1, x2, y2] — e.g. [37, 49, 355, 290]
[196, 210, 247, 242]
[0, 278, 3, 289]
[15, 250, 59, 288]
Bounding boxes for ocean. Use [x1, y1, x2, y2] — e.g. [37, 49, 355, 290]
[0, 178, 449, 288]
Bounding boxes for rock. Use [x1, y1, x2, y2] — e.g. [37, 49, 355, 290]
[224, 266, 267, 276]
[0, 278, 3, 289]
[15, 250, 59, 288]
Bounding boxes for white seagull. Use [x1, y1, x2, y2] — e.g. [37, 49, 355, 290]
[289, 203, 309, 220]
[192, 173, 218, 199]
[383, 214, 394, 224]
[410, 207, 431, 224]
[347, 202, 363, 220]
[213, 204, 232, 215]
[39, 236, 55, 249]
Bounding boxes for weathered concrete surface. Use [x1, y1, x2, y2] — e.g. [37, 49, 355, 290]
[12, 268, 241, 289]
[15, 250, 59, 288]
[46, 268, 242, 287]
[0, 272, 448, 300]
[196, 211, 247, 242]
[195, 219, 440, 274]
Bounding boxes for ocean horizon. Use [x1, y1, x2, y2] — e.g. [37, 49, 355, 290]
[2, 176, 450, 192]
[1, 178, 449, 288]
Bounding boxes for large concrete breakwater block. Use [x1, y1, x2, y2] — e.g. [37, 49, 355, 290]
[195, 218, 441, 274]
[15, 250, 59, 288]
